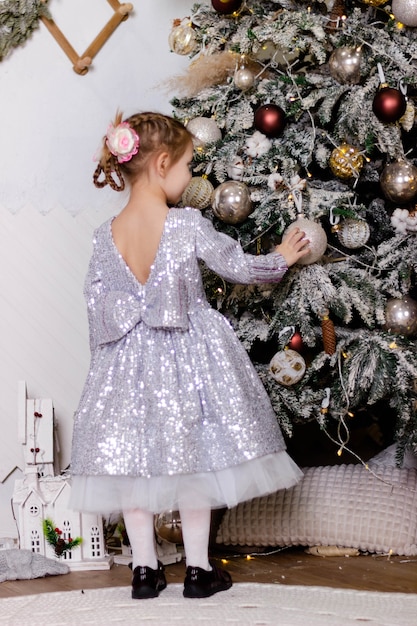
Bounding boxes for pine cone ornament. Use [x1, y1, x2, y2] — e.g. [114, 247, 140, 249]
[321, 310, 336, 355]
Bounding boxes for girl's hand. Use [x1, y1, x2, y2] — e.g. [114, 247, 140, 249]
[275, 227, 310, 267]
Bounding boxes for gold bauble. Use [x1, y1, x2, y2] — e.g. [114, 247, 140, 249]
[329, 143, 364, 180]
[212, 181, 253, 224]
[384, 296, 417, 337]
[182, 176, 214, 209]
[380, 159, 417, 204]
[329, 47, 362, 85]
[168, 22, 197, 55]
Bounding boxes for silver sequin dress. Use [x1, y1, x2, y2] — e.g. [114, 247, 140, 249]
[69, 208, 302, 514]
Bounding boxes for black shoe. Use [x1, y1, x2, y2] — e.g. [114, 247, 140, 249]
[131, 560, 167, 599]
[183, 561, 232, 598]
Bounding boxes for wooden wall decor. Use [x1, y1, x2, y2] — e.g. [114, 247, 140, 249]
[40, 1, 134, 75]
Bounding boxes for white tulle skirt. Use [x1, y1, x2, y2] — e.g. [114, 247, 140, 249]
[69, 451, 302, 515]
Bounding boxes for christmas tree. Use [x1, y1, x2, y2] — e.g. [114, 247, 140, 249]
[168, 0, 417, 465]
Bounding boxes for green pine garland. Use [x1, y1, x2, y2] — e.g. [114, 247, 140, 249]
[42, 518, 82, 557]
[0, 0, 51, 61]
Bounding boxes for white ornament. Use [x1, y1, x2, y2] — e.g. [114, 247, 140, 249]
[227, 156, 245, 181]
[244, 131, 272, 158]
[392, 0, 417, 27]
[187, 117, 222, 147]
[283, 216, 328, 265]
[269, 349, 306, 386]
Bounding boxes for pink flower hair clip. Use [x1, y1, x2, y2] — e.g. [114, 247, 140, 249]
[106, 121, 140, 163]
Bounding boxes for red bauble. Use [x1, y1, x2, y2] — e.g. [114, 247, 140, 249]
[211, 0, 243, 14]
[287, 331, 304, 353]
[254, 104, 286, 137]
[372, 87, 407, 124]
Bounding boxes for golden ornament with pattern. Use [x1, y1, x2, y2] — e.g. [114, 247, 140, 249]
[182, 176, 214, 209]
[329, 143, 364, 180]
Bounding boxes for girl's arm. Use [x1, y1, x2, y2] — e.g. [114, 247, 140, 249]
[195, 212, 309, 285]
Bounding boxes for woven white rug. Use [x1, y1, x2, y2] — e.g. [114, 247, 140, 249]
[1, 584, 416, 626]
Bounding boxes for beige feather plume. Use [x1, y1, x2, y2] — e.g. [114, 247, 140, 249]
[164, 51, 261, 97]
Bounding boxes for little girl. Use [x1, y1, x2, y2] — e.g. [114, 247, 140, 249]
[70, 111, 310, 599]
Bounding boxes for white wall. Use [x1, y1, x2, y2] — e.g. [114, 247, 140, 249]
[0, 0, 204, 537]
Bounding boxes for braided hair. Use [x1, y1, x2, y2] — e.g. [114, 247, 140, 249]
[93, 111, 193, 192]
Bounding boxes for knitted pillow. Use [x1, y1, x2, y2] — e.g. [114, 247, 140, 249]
[216, 464, 417, 556]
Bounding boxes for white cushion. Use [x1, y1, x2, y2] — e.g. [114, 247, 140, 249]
[216, 464, 417, 556]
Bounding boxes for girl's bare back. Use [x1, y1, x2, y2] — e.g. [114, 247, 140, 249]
[111, 207, 168, 286]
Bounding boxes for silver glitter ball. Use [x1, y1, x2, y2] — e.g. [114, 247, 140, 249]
[336, 218, 370, 249]
[380, 160, 417, 204]
[392, 0, 417, 26]
[187, 117, 222, 147]
[283, 217, 327, 265]
[329, 47, 362, 85]
[384, 296, 417, 336]
[212, 181, 253, 224]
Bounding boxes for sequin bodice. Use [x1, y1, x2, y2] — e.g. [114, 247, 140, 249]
[85, 208, 287, 349]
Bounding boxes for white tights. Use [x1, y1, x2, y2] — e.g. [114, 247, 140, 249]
[122, 506, 211, 572]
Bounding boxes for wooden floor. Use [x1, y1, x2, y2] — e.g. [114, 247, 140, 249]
[1, 547, 416, 598]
